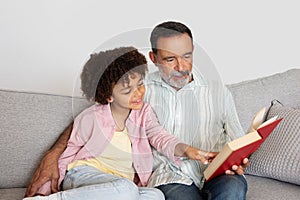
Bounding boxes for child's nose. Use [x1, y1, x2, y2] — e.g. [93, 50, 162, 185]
[135, 85, 145, 96]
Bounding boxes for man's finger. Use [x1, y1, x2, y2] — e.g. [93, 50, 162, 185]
[232, 165, 238, 171]
[51, 177, 59, 193]
[27, 176, 50, 196]
[225, 170, 235, 175]
[243, 158, 250, 167]
[25, 170, 41, 197]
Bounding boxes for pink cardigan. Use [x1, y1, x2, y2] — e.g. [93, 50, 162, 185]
[38, 103, 182, 195]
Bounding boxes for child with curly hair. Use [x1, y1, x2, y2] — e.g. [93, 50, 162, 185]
[25, 46, 215, 200]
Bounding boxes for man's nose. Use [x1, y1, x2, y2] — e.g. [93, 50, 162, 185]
[174, 57, 185, 71]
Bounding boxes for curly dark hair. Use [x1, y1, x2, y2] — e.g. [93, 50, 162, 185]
[150, 21, 193, 54]
[80, 46, 147, 104]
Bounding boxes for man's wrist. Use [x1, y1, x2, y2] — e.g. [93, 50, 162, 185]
[45, 148, 63, 159]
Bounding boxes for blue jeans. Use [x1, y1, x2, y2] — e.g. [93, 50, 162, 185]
[157, 175, 247, 200]
[47, 166, 164, 200]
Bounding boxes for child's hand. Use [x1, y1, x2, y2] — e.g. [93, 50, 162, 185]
[185, 146, 217, 165]
[175, 143, 217, 164]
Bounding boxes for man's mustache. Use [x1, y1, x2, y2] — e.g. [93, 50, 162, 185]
[171, 70, 190, 77]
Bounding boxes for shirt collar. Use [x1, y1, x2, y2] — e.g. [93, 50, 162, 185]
[100, 103, 139, 126]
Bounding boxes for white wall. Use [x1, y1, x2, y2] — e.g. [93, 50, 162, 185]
[1, 0, 299, 97]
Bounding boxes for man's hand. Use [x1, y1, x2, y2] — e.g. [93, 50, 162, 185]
[25, 151, 60, 197]
[225, 158, 250, 175]
[25, 122, 73, 197]
[185, 146, 217, 165]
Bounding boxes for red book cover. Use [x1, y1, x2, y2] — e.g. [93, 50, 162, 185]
[204, 118, 282, 182]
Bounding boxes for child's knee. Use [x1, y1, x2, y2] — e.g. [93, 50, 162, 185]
[115, 178, 139, 199]
[151, 188, 165, 200]
[139, 187, 165, 200]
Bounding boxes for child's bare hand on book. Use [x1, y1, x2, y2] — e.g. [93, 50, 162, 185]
[175, 143, 217, 164]
[185, 146, 217, 165]
[225, 158, 250, 175]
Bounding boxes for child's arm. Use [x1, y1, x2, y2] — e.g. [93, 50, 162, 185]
[174, 143, 217, 164]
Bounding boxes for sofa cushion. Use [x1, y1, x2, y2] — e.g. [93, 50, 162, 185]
[227, 68, 300, 132]
[0, 89, 91, 188]
[245, 100, 300, 185]
[245, 175, 300, 200]
[0, 188, 27, 200]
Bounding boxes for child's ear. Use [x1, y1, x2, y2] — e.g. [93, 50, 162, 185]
[107, 97, 113, 103]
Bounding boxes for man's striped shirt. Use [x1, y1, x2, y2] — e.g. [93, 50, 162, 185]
[144, 70, 244, 188]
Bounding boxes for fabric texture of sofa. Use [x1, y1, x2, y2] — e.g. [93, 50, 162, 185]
[0, 68, 299, 200]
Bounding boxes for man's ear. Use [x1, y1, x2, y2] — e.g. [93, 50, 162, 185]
[149, 51, 156, 64]
[107, 97, 113, 103]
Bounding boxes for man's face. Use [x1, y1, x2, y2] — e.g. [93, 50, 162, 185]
[150, 33, 194, 89]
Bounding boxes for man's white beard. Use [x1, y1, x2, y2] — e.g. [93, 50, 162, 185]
[159, 69, 192, 89]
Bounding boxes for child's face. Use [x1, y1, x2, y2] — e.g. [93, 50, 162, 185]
[111, 72, 145, 110]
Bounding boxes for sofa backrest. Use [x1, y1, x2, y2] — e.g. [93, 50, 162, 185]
[0, 68, 299, 188]
[0, 90, 91, 188]
[227, 68, 300, 132]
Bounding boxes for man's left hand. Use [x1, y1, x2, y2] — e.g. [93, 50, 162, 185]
[225, 158, 250, 175]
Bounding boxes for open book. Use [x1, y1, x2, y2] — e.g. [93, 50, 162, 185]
[203, 107, 282, 181]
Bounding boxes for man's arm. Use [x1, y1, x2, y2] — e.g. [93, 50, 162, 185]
[25, 121, 73, 197]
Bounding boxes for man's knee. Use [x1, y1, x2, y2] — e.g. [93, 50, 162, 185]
[225, 175, 247, 191]
[203, 175, 247, 200]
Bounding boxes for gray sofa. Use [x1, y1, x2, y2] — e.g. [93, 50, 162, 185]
[1, 69, 299, 200]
